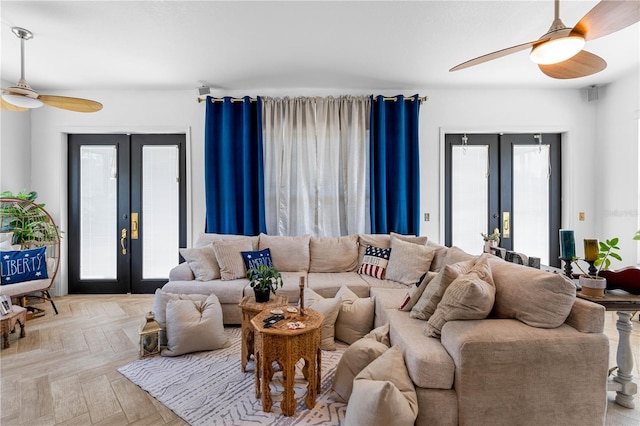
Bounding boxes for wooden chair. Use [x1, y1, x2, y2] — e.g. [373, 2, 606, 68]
[0, 197, 60, 315]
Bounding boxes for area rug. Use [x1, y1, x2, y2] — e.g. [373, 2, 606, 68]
[118, 327, 347, 425]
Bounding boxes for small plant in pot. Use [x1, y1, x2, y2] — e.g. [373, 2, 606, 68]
[247, 264, 283, 303]
[481, 228, 501, 253]
[573, 238, 622, 298]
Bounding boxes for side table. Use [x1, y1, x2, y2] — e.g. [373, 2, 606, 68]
[238, 295, 288, 372]
[577, 290, 640, 408]
[1, 305, 27, 349]
[251, 307, 323, 416]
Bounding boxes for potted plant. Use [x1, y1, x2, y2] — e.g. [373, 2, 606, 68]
[481, 228, 501, 253]
[246, 264, 283, 303]
[573, 238, 622, 298]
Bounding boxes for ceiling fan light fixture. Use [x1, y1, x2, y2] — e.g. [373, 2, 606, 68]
[529, 35, 585, 65]
[1, 93, 43, 109]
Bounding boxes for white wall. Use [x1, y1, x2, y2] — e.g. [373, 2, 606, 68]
[27, 85, 608, 295]
[595, 68, 640, 265]
[0, 79, 32, 192]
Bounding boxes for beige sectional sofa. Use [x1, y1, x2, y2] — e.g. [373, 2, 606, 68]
[163, 232, 609, 426]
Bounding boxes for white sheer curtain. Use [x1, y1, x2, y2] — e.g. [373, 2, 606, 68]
[262, 96, 370, 236]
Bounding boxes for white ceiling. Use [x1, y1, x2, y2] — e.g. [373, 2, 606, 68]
[1, 0, 638, 92]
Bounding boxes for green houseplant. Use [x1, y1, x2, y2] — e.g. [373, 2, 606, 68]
[481, 228, 501, 253]
[246, 264, 283, 303]
[573, 238, 622, 297]
[0, 191, 58, 246]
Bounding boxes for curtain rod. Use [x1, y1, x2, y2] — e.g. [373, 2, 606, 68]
[196, 96, 428, 104]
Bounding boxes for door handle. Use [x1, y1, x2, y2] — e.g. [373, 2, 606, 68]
[121, 228, 128, 255]
[131, 213, 139, 239]
[502, 212, 510, 238]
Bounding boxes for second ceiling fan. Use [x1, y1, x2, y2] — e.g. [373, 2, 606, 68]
[450, 0, 640, 79]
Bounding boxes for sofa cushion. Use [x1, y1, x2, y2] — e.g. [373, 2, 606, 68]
[442, 246, 477, 264]
[357, 233, 427, 266]
[364, 323, 391, 346]
[359, 274, 407, 290]
[399, 271, 438, 311]
[425, 255, 496, 338]
[332, 337, 389, 403]
[240, 248, 274, 270]
[153, 289, 209, 346]
[427, 241, 449, 272]
[259, 234, 311, 272]
[162, 294, 230, 357]
[304, 288, 341, 350]
[306, 272, 370, 298]
[213, 238, 255, 280]
[162, 279, 249, 305]
[385, 236, 435, 285]
[309, 235, 359, 272]
[358, 244, 391, 279]
[369, 287, 407, 328]
[410, 259, 476, 321]
[346, 345, 418, 426]
[387, 309, 455, 389]
[168, 262, 195, 281]
[179, 245, 220, 281]
[195, 233, 258, 249]
[335, 285, 375, 344]
[489, 257, 576, 328]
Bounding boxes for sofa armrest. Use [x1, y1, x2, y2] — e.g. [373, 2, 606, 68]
[441, 318, 608, 426]
[168, 262, 194, 281]
[565, 297, 605, 333]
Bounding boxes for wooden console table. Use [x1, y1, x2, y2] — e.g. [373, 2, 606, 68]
[238, 295, 288, 372]
[251, 307, 323, 416]
[577, 290, 640, 408]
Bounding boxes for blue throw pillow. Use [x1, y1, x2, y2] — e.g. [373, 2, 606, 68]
[1, 246, 49, 285]
[241, 248, 274, 271]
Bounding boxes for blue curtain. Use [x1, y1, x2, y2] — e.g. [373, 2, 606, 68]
[204, 96, 266, 235]
[369, 94, 421, 234]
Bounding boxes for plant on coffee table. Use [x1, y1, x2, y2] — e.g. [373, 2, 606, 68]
[246, 264, 283, 303]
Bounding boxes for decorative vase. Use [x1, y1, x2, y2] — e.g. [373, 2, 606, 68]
[579, 275, 606, 298]
[254, 288, 270, 303]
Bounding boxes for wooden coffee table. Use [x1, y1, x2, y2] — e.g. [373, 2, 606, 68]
[251, 307, 323, 416]
[238, 295, 288, 372]
[577, 290, 640, 408]
[1, 305, 27, 349]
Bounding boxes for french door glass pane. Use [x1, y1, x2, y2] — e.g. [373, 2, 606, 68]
[80, 146, 117, 279]
[513, 145, 550, 265]
[452, 145, 488, 255]
[142, 145, 179, 278]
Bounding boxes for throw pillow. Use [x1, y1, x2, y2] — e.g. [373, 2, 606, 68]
[363, 323, 391, 347]
[179, 244, 220, 281]
[258, 234, 311, 272]
[390, 232, 428, 246]
[345, 345, 418, 426]
[358, 245, 391, 280]
[399, 271, 438, 311]
[0, 246, 48, 285]
[240, 248, 274, 271]
[213, 238, 254, 280]
[0, 232, 13, 244]
[332, 338, 389, 403]
[309, 235, 359, 273]
[162, 294, 230, 357]
[385, 236, 435, 285]
[335, 285, 375, 344]
[410, 259, 476, 321]
[442, 246, 478, 264]
[304, 288, 341, 350]
[425, 255, 496, 338]
[152, 289, 209, 346]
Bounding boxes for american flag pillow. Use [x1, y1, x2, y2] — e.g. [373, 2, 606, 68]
[358, 245, 391, 280]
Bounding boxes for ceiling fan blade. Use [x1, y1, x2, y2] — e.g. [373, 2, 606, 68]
[538, 50, 607, 79]
[39, 95, 103, 113]
[572, 0, 640, 41]
[450, 38, 550, 72]
[1, 96, 28, 111]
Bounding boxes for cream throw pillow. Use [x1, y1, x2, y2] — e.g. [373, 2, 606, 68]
[335, 286, 375, 344]
[258, 234, 311, 272]
[363, 323, 391, 347]
[213, 238, 254, 280]
[161, 294, 230, 357]
[425, 255, 496, 338]
[410, 259, 476, 321]
[345, 345, 418, 426]
[332, 338, 389, 403]
[309, 235, 359, 272]
[304, 288, 341, 350]
[153, 289, 209, 347]
[385, 236, 435, 285]
[399, 271, 438, 311]
[179, 245, 220, 281]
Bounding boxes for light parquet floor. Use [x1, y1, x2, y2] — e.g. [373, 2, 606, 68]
[0, 294, 639, 425]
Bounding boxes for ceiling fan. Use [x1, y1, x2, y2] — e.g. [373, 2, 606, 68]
[450, 0, 640, 79]
[1, 27, 102, 112]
